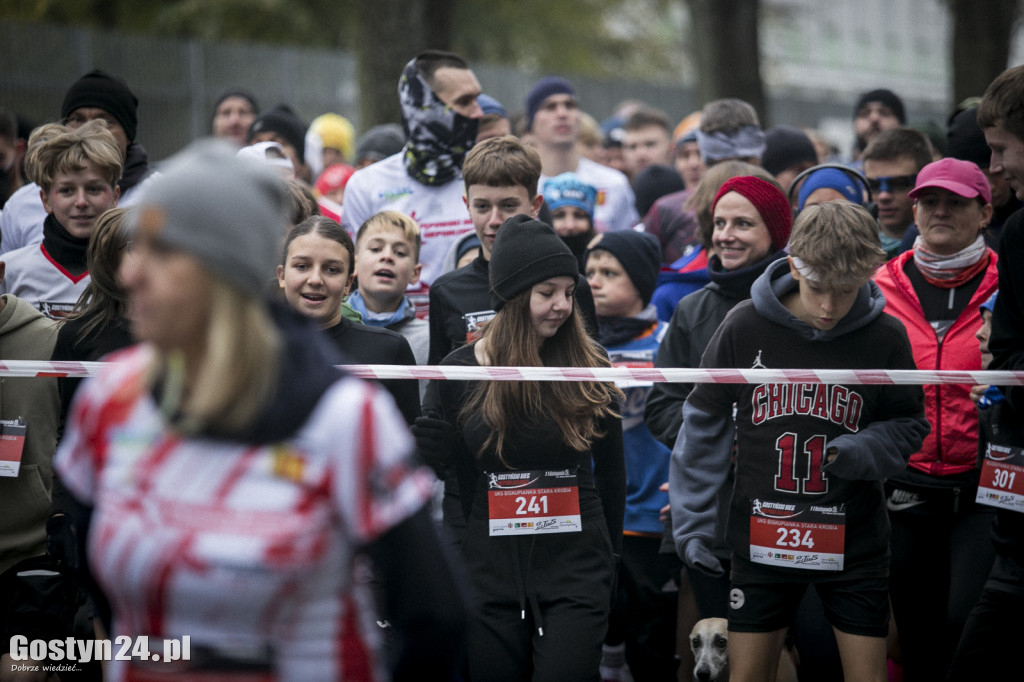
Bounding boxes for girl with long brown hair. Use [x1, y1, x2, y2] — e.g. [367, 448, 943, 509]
[415, 214, 625, 681]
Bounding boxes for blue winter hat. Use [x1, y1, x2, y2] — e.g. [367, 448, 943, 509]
[477, 94, 508, 118]
[601, 116, 626, 147]
[797, 167, 864, 210]
[525, 76, 575, 130]
[980, 291, 998, 315]
[543, 173, 597, 217]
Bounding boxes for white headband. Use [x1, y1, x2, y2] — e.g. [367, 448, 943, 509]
[790, 256, 821, 283]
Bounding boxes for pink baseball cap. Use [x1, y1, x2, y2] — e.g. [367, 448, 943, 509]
[909, 157, 992, 204]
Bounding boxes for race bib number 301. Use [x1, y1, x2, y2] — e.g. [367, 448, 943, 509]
[749, 499, 846, 571]
[976, 443, 1024, 513]
[487, 469, 581, 536]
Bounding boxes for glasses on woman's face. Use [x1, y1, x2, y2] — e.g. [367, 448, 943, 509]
[867, 174, 918, 194]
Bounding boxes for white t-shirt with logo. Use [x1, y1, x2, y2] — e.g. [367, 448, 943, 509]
[0, 242, 90, 319]
[342, 153, 473, 289]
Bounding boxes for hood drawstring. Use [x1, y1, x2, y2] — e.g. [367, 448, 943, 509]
[510, 536, 545, 637]
[511, 537, 528, 622]
[525, 536, 544, 636]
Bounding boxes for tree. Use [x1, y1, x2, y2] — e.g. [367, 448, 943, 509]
[950, 0, 1020, 104]
[353, 0, 432, 127]
[685, 0, 765, 120]
[0, 0, 688, 126]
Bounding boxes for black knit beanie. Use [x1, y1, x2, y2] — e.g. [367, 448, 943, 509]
[489, 215, 579, 311]
[524, 76, 575, 130]
[247, 104, 307, 164]
[61, 70, 139, 142]
[761, 125, 818, 177]
[212, 88, 260, 121]
[633, 164, 684, 218]
[584, 230, 662, 306]
[946, 107, 989, 169]
[853, 89, 906, 124]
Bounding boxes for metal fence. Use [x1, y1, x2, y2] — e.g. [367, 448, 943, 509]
[1, 20, 947, 164]
[1, 21, 359, 162]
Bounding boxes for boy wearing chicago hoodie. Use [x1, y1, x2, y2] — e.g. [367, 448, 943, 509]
[670, 201, 929, 681]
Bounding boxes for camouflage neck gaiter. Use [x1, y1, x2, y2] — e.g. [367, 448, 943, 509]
[398, 58, 478, 186]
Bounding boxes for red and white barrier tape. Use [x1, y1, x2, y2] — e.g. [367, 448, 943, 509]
[8, 360, 1024, 385]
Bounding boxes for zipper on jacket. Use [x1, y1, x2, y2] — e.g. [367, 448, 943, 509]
[932, 332, 944, 471]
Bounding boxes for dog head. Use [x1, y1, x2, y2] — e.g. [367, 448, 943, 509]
[690, 617, 729, 682]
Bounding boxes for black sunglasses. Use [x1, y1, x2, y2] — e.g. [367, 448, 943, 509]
[866, 174, 918, 194]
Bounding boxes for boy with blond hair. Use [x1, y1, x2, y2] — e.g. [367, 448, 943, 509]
[1, 121, 121, 318]
[350, 210, 428, 365]
[671, 201, 929, 681]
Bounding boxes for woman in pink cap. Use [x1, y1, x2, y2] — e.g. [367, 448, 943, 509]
[873, 157, 999, 682]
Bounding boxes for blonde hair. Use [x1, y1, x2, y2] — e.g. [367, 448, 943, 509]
[577, 112, 603, 149]
[23, 124, 66, 185]
[149, 277, 281, 435]
[461, 291, 621, 465]
[356, 210, 422, 262]
[788, 201, 885, 290]
[32, 120, 122, 191]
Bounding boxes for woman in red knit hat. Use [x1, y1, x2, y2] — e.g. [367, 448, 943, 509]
[644, 173, 795, 673]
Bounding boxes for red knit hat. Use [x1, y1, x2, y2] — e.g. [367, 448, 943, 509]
[712, 176, 793, 251]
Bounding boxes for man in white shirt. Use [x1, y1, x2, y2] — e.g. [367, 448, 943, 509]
[342, 50, 484, 294]
[524, 76, 638, 233]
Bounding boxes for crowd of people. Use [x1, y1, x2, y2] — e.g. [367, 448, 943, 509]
[0, 51, 1023, 682]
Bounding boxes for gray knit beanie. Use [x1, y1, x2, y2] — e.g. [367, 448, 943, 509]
[489, 214, 579, 311]
[131, 139, 288, 296]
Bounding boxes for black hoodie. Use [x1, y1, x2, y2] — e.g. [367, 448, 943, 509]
[671, 258, 929, 582]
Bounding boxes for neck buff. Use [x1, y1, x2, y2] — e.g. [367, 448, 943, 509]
[42, 213, 90, 277]
[560, 229, 596, 273]
[597, 304, 659, 347]
[399, 58, 478, 186]
[119, 143, 152, 194]
[913, 234, 989, 288]
[878, 229, 902, 259]
[696, 125, 767, 163]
